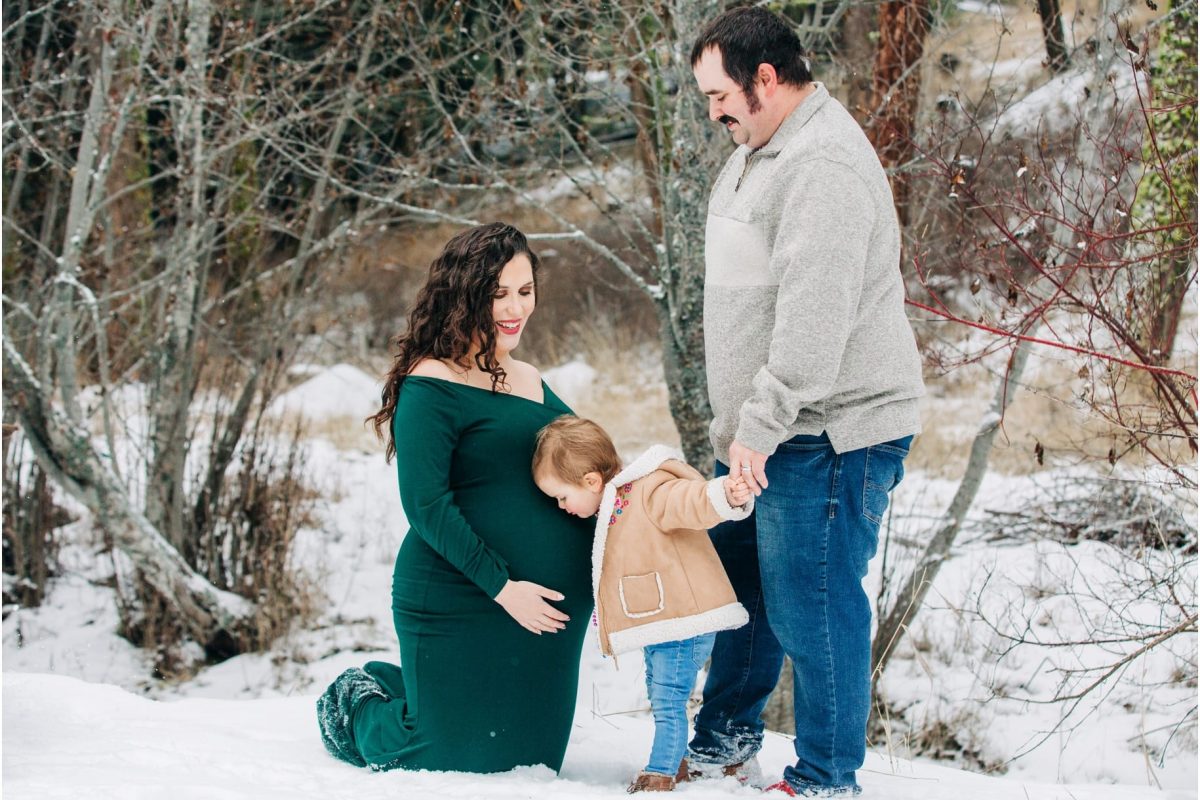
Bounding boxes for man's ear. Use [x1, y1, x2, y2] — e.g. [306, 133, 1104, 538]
[757, 62, 779, 95]
[583, 471, 605, 493]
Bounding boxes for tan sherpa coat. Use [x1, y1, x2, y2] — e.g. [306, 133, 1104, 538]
[593, 445, 751, 656]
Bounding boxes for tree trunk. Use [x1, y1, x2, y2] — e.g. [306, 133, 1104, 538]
[658, 299, 713, 471]
[656, 0, 724, 473]
[1128, 0, 1197, 364]
[865, 0, 932, 224]
[4, 341, 254, 647]
[1036, 0, 1070, 73]
[146, 0, 214, 554]
[623, 1, 665, 238]
[840, 2, 880, 124]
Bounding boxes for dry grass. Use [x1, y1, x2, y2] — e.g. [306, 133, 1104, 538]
[908, 349, 1191, 481]
[331, 206, 676, 459]
[327, 314, 1184, 489]
[920, 0, 1162, 106]
[327, 174, 661, 361]
[283, 412, 382, 456]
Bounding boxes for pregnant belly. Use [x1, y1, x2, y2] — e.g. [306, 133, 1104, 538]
[392, 515, 592, 618]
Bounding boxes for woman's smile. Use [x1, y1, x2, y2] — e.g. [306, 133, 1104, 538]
[490, 254, 536, 357]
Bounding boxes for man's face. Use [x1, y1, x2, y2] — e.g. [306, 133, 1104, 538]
[693, 47, 768, 149]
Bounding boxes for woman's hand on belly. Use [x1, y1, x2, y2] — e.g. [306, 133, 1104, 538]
[494, 580, 571, 635]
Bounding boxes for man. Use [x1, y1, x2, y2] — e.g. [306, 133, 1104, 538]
[683, 7, 925, 798]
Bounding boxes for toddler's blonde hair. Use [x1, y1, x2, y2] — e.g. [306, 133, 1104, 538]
[533, 416, 621, 485]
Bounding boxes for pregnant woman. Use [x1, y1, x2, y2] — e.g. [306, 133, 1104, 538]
[317, 222, 593, 773]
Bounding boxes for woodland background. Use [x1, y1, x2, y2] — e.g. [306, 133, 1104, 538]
[2, 0, 1196, 791]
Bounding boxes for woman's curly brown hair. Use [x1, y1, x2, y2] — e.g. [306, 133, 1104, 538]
[369, 222, 540, 462]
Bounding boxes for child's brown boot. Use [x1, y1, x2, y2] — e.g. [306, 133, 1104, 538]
[627, 771, 676, 793]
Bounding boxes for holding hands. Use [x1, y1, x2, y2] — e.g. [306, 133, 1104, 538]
[723, 473, 753, 508]
[728, 440, 769, 496]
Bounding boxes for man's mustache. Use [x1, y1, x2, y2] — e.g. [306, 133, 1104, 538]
[718, 115, 739, 126]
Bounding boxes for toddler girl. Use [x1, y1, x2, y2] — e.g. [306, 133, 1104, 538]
[532, 416, 752, 793]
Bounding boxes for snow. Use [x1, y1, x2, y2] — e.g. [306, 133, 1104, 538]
[1, 571, 149, 687]
[4, 362, 1196, 798]
[956, 55, 1048, 103]
[4, 672, 1192, 800]
[991, 65, 1139, 139]
[267, 363, 382, 420]
[977, 409, 1002, 431]
[874, 531, 1197, 787]
[956, 0, 1007, 17]
[543, 358, 599, 408]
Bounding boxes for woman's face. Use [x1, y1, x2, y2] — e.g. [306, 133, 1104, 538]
[490, 253, 536, 358]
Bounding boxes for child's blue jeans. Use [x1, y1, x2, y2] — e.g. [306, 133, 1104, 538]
[642, 633, 717, 776]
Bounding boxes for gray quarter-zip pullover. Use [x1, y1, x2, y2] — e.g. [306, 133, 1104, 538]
[704, 83, 925, 459]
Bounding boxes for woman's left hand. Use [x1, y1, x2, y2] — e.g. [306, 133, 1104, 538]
[494, 580, 570, 635]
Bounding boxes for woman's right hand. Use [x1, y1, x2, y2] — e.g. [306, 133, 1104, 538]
[494, 580, 570, 635]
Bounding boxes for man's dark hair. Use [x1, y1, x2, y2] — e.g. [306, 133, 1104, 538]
[690, 6, 812, 103]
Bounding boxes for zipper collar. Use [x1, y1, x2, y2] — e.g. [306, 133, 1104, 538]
[733, 83, 828, 191]
[755, 81, 830, 158]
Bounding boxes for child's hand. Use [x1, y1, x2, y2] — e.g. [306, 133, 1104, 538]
[724, 474, 751, 508]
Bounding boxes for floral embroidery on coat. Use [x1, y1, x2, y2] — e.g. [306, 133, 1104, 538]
[608, 482, 634, 527]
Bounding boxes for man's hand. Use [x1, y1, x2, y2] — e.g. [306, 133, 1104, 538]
[728, 440, 769, 496]
[723, 474, 752, 508]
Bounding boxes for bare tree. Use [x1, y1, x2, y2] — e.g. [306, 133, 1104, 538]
[865, 0, 933, 222]
[969, 500, 1196, 772]
[345, 0, 727, 468]
[1, 0, 735, 659]
[871, 341, 1032, 687]
[2, 0, 441, 656]
[867, 0, 1196, 738]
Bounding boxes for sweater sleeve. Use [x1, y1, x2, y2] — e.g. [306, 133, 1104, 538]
[735, 161, 875, 456]
[640, 470, 754, 532]
[392, 378, 509, 598]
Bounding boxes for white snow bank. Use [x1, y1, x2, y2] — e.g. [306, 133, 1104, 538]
[956, 0, 1006, 17]
[966, 56, 1045, 89]
[268, 363, 382, 420]
[543, 358, 598, 408]
[992, 65, 1139, 139]
[3, 672, 1192, 800]
[1, 572, 150, 688]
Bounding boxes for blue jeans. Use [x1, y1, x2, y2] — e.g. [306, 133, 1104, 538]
[643, 633, 717, 776]
[688, 433, 911, 795]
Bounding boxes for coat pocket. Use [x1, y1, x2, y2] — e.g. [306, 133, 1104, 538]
[618, 572, 665, 618]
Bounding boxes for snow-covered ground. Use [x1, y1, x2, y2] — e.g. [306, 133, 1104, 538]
[4, 362, 1196, 799]
[5, 671, 1190, 800]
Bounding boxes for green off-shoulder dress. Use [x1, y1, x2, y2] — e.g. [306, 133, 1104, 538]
[316, 376, 594, 774]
